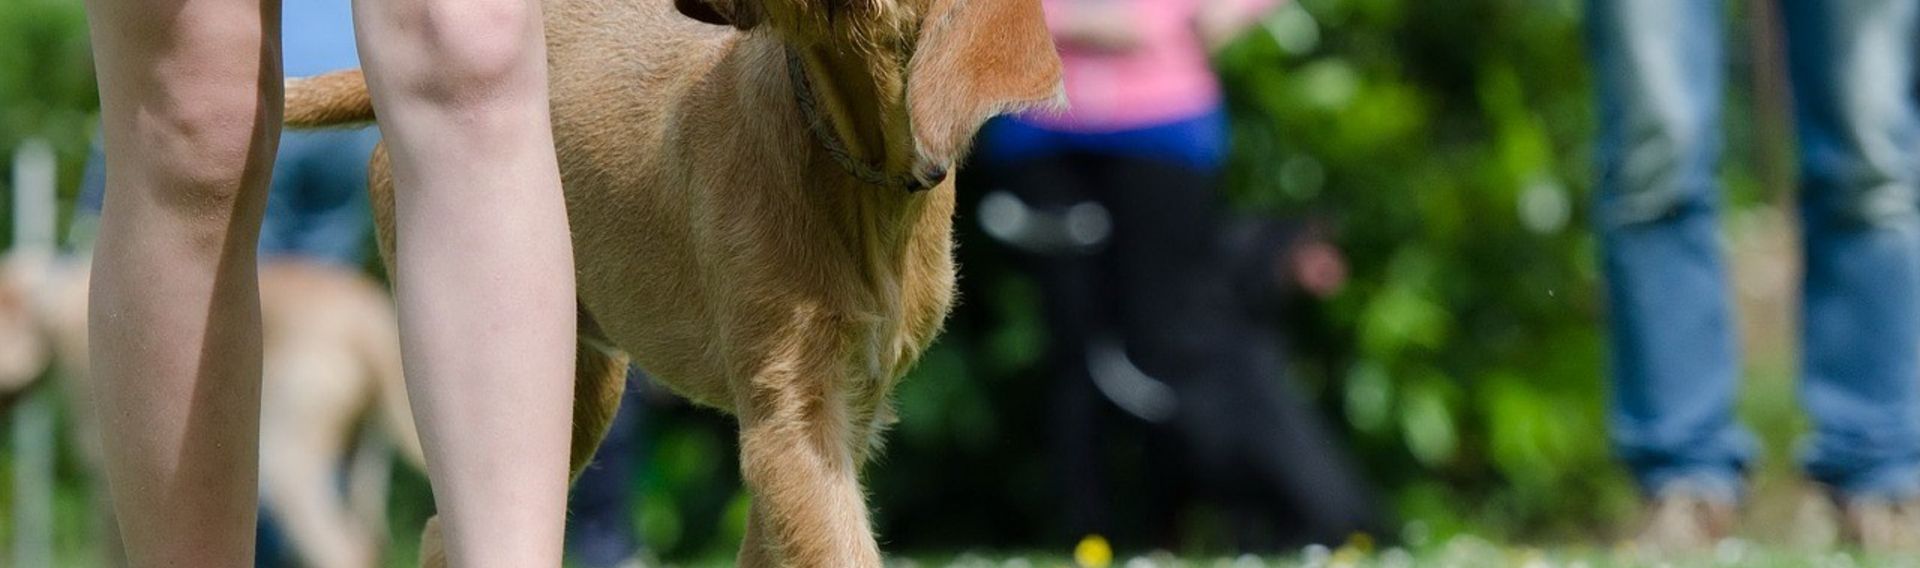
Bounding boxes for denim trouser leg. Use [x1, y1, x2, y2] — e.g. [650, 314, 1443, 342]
[259, 128, 380, 266]
[1784, 0, 1920, 499]
[74, 127, 379, 266]
[1589, 0, 1753, 500]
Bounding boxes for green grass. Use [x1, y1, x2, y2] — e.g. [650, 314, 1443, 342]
[33, 538, 1909, 568]
[575, 532, 1918, 568]
[876, 540, 1914, 568]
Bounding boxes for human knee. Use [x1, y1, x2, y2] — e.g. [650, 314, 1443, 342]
[1803, 180, 1920, 230]
[123, 97, 277, 217]
[1596, 119, 1719, 227]
[1797, 118, 1920, 230]
[374, 0, 544, 104]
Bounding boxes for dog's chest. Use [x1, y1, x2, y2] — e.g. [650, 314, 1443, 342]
[872, 241, 955, 388]
[841, 263, 951, 430]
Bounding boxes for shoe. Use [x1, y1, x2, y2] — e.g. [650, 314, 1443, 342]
[1786, 485, 1841, 550]
[1836, 493, 1920, 555]
[1631, 485, 1737, 557]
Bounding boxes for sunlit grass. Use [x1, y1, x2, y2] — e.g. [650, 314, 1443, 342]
[878, 537, 1911, 568]
[569, 532, 1915, 568]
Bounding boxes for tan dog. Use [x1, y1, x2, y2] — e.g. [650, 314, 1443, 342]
[284, 0, 1060, 564]
[0, 253, 424, 568]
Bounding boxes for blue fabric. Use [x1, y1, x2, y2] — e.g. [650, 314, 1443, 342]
[1590, 0, 1920, 500]
[255, 509, 292, 568]
[78, 128, 379, 267]
[978, 109, 1231, 172]
[566, 367, 650, 566]
[257, 128, 380, 265]
[282, 0, 362, 78]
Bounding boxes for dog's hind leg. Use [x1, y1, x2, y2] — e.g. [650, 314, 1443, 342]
[569, 318, 630, 478]
[260, 344, 380, 568]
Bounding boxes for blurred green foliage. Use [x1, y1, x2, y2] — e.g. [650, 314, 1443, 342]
[0, 0, 1801, 564]
[1204, 0, 1777, 546]
[865, 0, 1668, 554]
[0, 0, 97, 238]
[1215, 0, 1631, 541]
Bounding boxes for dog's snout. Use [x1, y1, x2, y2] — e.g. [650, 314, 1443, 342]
[909, 160, 950, 192]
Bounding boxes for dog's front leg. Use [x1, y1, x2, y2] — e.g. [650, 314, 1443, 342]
[738, 500, 779, 567]
[733, 335, 882, 567]
[737, 421, 880, 568]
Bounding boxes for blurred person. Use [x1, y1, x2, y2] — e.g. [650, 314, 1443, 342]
[1589, 0, 1920, 553]
[83, 0, 575, 557]
[972, 0, 1383, 550]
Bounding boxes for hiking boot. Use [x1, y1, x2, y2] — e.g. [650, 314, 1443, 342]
[1836, 493, 1920, 555]
[1631, 486, 1738, 557]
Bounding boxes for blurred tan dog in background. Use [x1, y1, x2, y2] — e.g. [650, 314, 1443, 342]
[283, 0, 1060, 564]
[0, 252, 423, 568]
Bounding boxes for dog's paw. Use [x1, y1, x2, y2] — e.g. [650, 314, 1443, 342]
[418, 516, 448, 568]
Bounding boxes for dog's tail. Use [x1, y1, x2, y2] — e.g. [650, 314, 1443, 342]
[285, 70, 376, 128]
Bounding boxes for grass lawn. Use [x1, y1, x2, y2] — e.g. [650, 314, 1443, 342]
[874, 540, 1913, 568]
[617, 535, 1914, 568]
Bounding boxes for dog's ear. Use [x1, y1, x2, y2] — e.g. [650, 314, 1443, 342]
[908, 0, 1063, 168]
[675, 0, 763, 29]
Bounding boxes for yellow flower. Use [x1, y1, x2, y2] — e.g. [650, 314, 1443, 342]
[1073, 534, 1112, 568]
[1345, 532, 1375, 555]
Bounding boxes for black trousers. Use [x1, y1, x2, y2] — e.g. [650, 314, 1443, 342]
[996, 152, 1383, 549]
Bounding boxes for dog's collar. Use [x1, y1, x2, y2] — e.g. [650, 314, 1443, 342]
[786, 49, 935, 193]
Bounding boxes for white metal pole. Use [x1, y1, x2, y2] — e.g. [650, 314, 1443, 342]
[11, 138, 59, 568]
[13, 139, 56, 251]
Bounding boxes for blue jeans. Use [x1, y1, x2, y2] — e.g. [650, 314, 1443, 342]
[1591, 0, 1920, 500]
[78, 128, 380, 267]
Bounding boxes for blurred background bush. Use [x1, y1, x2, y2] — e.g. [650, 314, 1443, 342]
[0, 0, 1813, 564]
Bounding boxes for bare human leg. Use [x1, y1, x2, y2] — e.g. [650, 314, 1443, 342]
[350, 0, 578, 565]
[83, 0, 280, 564]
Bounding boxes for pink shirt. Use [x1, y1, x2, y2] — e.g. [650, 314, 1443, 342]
[1024, 0, 1277, 133]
